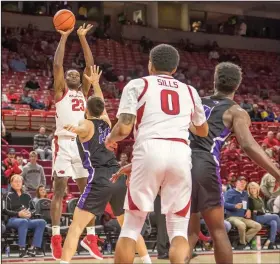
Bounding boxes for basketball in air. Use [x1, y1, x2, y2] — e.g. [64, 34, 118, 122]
[53, 9, 76, 31]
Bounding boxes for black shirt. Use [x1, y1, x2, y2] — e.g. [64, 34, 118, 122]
[77, 119, 119, 169]
[190, 96, 236, 162]
[5, 188, 36, 217]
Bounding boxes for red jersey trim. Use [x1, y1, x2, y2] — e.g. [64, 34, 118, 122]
[154, 138, 188, 145]
[55, 86, 69, 103]
[187, 85, 195, 110]
[138, 78, 149, 102]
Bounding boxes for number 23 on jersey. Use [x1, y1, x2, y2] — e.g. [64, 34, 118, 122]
[72, 99, 85, 111]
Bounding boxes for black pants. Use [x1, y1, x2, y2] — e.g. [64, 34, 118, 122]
[154, 195, 169, 255]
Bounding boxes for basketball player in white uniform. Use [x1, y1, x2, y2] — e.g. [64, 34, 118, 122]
[50, 24, 95, 260]
[105, 44, 209, 264]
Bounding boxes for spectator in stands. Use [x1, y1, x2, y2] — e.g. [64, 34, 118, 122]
[7, 87, 20, 103]
[33, 184, 48, 204]
[78, 4, 87, 19]
[21, 151, 46, 197]
[240, 99, 253, 114]
[16, 154, 27, 171]
[9, 53, 27, 72]
[273, 196, 280, 215]
[264, 107, 276, 122]
[208, 49, 219, 61]
[33, 126, 52, 160]
[218, 50, 231, 63]
[248, 182, 280, 249]
[224, 176, 262, 250]
[20, 89, 45, 110]
[116, 75, 127, 95]
[2, 93, 9, 103]
[226, 173, 237, 190]
[239, 20, 247, 36]
[25, 74, 40, 90]
[118, 152, 129, 167]
[263, 131, 279, 149]
[260, 168, 280, 200]
[47, 184, 74, 213]
[250, 104, 262, 122]
[5, 174, 46, 257]
[102, 203, 121, 233]
[2, 148, 22, 191]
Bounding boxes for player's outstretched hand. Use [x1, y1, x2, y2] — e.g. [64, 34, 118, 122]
[110, 163, 132, 184]
[84, 65, 102, 86]
[77, 23, 93, 36]
[64, 124, 77, 134]
[105, 135, 117, 152]
[57, 27, 74, 37]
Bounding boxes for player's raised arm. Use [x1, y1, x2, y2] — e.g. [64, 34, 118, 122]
[190, 88, 208, 137]
[105, 80, 139, 150]
[53, 28, 74, 100]
[232, 106, 280, 182]
[64, 119, 92, 139]
[77, 23, 94, 97]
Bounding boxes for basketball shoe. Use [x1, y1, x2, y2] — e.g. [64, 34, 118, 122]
[80, 235, 103, 260]
[51, 235, 62, 260]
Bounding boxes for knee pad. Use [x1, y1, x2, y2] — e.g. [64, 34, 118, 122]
[119, 210, 147, 242]
[166, 213, 189, 242]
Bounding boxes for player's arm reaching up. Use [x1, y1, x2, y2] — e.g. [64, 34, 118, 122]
[83, 65, 112, 128]
[53, 27, 74, 101]
[232, 106, 280, 182]
[77, 23, 94, 98]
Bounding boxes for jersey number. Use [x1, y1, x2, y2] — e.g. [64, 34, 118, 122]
[72, 99, 85, 112]
[160, 90, 180, 115]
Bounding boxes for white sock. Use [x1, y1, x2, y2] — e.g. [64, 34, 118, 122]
[141, 254, 152, 263]
[52, 226, 60, 236]
[60, 261, 69, 264]
[86, 226, 95, 235]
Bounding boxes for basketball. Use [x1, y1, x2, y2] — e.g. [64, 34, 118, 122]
[53, 9, 76, 31]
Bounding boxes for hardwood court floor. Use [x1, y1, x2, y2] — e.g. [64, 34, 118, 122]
[2, 250, 280, 264]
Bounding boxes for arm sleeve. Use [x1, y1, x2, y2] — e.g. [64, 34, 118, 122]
[40, 166, 46, 186]
[5, 195, 19, 217]
[224, 191, 237, 211]
[190, 87, 207, 126]
[116, 79, 145, 118]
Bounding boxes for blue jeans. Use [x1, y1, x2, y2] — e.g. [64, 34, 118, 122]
[255, 214, 280, 242]
[7, 218, 47, 248]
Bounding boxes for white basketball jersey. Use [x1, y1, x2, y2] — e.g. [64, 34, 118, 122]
[117, 75, 206, 146]
[55, 88, 86, 137]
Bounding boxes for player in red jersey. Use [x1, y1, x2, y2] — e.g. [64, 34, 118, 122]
[105, 44, 208, 264]
[50, 24, 96, 260]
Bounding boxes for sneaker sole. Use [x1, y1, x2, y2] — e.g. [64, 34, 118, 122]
[80, 240, 103, 260]
[50, 244, 61, 260]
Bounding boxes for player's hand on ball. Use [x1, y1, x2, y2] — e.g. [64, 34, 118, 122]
[57, 27, 74, 36]
[77, 23, 93, 36]
[105, 135, 117, 152]
[84, 65, 102, 86]
[64, 124, 77, 133]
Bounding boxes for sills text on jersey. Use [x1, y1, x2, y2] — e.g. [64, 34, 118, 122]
[157, 79, 179, 88]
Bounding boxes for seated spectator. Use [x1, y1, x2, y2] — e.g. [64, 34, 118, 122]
[260, 169, 280, 201]
[5, 174, 46, 258]
[226, 173, 237, 190]
[33, 126, 52, 160]
[263, 131, 278, 149]
[208, 49, 219, 60]
[223, 142, 241, 157]
[7, 87, 20, 103]
[25, 74, 40, 90]
[33, 184, 48, 204]
[240, 99, 253, 114]
[115, 75, 127, 95]
[248, 182, 280, 249]
[273, 195, 280, 215]
[119, 152, 129, 167]
[20, 89, 45, 110]
[250, 104, 262, 122]
[224, 176, 262, 250]
[259, 105, 268, 120]
[2, 148, 22, 191]
[2, 93, 9, 103]
[47, 184, 74, 213]
[22, 151, 46, 197]
[264, 107, 276, 122]
[9, 54, 27, 72]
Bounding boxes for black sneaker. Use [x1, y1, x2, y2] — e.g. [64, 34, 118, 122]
[158, 253, 169, 259]
[235, 243, 246, 250]
[268, 242, 275, 250]
[19, 248, 29, 258]
[27, 247, 44, 257]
